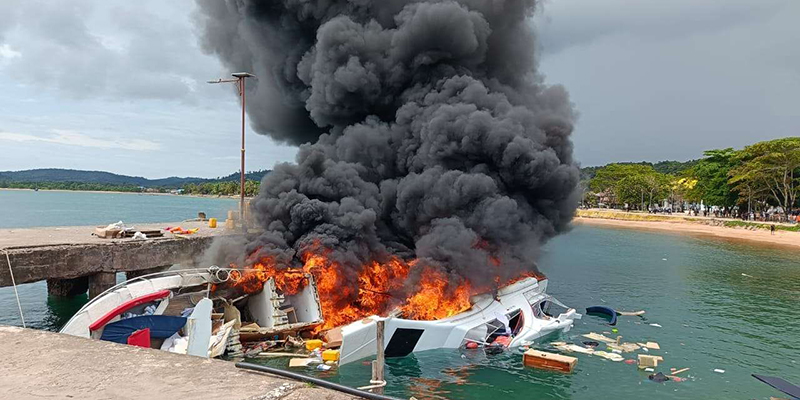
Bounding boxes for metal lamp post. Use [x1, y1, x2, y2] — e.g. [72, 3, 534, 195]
[208, 72, 255, 232]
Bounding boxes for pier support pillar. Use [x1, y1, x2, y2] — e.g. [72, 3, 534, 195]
[47, 277, 89, 297]
[88, 272, 117, 299]
[126, 265, 171, 281]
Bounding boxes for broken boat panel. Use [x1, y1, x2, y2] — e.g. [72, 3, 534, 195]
[247, 276, 323, 330]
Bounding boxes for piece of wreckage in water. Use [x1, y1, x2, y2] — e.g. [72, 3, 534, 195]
[59, 267, 580, 366]
[337, 276, 581, 365]
[60, 267, 325, 357]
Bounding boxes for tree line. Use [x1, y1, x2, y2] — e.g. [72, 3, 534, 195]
[0, 181, 143, 192]
[180, 180, 260, 197]
[0, 179, 263, 196]
[583, 137, 800, 220]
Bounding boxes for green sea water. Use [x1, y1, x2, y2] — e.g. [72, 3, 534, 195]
[266, 226, 800, 400]
[1, 190, 798, 399]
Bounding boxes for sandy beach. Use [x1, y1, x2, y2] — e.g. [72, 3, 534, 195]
[574, 211, 800, 251]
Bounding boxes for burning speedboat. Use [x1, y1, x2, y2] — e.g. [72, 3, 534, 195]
[337, 276, 579, 365]
[60, 265, 577, 366]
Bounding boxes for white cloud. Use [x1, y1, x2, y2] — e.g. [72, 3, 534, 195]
[0, 1, 224, 102]
[0, 44, 20, 59]
[0, 130, 160, 151]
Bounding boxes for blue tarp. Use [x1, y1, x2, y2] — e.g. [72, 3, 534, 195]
[100, 315, 187, 344]
[753, 374, 800, 399]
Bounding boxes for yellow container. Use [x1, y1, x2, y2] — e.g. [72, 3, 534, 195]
[305, 339, 323, 351]
[322, 349, 340, 362]
[209, 218, 217, 228]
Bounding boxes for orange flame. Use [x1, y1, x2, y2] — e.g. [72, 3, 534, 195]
[401, 269, 472, 320]
[228, 243, 543, 333]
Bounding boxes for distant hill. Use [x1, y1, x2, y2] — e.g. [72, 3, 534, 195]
[0, 168, 271, 188]
[580, 159, 698, 181]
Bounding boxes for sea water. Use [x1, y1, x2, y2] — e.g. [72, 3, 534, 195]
[298, 227, 799, 400]
[0, 189, 236, 229]
[0, 189, 237, 330]
[1, 190, 798, 399]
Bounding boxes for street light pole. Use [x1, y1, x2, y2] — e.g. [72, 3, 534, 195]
[208, 72, 255, 232]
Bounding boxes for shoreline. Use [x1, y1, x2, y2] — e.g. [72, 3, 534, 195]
[0, 187, 246, 200]
[574, 212, 800, 251]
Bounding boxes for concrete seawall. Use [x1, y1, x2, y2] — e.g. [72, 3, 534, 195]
[0, 326, 356, 400]
[0, 221, 235, 297]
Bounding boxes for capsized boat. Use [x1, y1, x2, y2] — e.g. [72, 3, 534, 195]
[337, 277, 581, 365]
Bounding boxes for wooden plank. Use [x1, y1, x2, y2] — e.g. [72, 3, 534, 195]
[582, 332, 616, 344]
[616, 310, 646, 316]
[638, 354, 662, 368]
[323, 327, 343, 348]
[593, 351, 624, 361]
[672, 367, 690, 375]
[255, 352, 306, 358]
[289, 358, 315, 368]
[523, 349, 577, 373]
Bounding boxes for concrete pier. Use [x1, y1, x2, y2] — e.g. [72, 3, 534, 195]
[126, 265, 171, 280]
[0, 221, 236, 298]
[46, 276, 89, 297]
[0, 326, 355, 400]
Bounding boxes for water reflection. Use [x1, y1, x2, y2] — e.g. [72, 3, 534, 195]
[41, 294, 88, 331]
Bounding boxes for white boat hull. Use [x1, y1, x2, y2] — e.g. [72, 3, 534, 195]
[338, 278, 579, 365]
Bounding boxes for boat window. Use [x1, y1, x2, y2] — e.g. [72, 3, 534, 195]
[485, 318, 507, 340]
[462, 323, 489, 346]
[531, 300, 552, 320]
[523, 289, 539, 305]
[540, 300, 553, 317]
[507, 309, 524, 335]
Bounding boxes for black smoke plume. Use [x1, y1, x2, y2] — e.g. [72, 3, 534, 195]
[195, 0, 580, 295]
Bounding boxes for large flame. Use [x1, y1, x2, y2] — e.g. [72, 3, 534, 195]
[401, 269, 471, 320]
[227, 243, 542, 333]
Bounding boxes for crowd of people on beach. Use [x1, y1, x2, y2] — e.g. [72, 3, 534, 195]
[608, 203, 800, 224]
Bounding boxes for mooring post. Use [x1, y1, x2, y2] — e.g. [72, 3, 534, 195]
[375, 319, 385, 394]
[88, 272, 117, 299]
[46, 277, 89, 297]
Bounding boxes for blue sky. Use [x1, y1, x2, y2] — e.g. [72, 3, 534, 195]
[0, 0, 798, 178]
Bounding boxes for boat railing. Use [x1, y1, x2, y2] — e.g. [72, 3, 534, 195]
[70, 266, 260, 319]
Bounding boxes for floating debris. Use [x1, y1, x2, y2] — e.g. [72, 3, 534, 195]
[523, 349, 578, 373]
[649, 372, 670, 383]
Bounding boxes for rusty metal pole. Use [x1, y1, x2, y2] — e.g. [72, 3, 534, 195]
[207, 73, 254, 232]
[375, 319, 385, 395]
[239, 76, 246, 233]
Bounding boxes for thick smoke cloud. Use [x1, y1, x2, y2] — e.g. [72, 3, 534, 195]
[195, 0, 579, 295]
